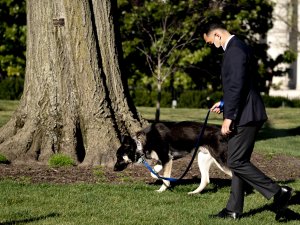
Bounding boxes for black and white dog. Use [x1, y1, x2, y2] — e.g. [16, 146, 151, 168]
[114, 121, 232, 194]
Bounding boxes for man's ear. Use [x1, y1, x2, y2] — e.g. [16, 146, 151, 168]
[214, 32, 221, 39]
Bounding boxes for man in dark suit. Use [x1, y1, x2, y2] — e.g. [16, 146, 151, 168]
[203, 22, 292, 220]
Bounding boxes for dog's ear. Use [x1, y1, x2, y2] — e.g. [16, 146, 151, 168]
[119, 134, 131, 144]
[154, 123, 169, 138]
[143, 124, 153, 134]
[136, 124, 152, 137]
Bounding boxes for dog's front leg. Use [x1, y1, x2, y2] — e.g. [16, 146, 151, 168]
[156, 159, 173, 192]
[150, 164, 163, 179]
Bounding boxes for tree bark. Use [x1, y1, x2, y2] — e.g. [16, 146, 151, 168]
[0, 0, 145, 166]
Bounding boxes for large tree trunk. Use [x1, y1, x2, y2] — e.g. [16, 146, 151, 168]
[0, 0, 145, 166]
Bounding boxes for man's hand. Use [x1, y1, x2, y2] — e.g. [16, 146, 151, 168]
[210, 101, 232, 135]
[210, 101, 222, 114]
[221, 119, 232, 135]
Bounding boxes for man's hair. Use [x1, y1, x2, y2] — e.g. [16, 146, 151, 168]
[202, 21, 227, 35]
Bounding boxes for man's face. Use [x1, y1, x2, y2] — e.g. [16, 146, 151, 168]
[204, 32, 221, 48]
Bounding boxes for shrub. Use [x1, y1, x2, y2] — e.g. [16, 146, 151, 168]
[262, 95, 294, 107]
[131, 89, 172, 107]
[291, 98, 300, 107]
[207, 91, 223, 104]
[177, 90, 208, 108]
[159, 91, 172, 107]
[130, 88, 300, 108]
[0, 76, 24, 100]
[0, 154, 10, 164]
[177, 90, 223, 108]
[131, 89, 154, 107]
[48, 153, 75, 167]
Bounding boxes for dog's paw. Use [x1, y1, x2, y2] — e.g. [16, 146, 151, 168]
[156, 185, 168, 193]
[188, 190, 201, 195]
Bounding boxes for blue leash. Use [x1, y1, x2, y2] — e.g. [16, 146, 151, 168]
[138, 157, 179, 182]
[139, 109, 211, 183]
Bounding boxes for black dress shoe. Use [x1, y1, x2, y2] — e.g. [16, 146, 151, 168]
[210, 208, 241, 220]
[273, 186, 293, 220]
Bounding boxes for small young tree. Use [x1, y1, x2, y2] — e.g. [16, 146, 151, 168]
[119, 0, 207, 121]
[137, 11, 199, 121]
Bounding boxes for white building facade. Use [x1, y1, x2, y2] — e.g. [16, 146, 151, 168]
[267, 0, 300, 99]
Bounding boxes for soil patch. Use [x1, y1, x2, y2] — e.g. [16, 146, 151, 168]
[0, 153, 299, 185]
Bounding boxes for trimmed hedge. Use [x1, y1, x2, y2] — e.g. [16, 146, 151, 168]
[0, 76, 24, 100]
[1, 77, 299, 108]
[177, 90, 223, 108]
[131, 89, 223, 108]
[261, 95, 300, 107]
[131, 89, 172, 107]
[130, 89, 300, 108]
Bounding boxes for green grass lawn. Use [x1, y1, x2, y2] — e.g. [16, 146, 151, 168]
[0, 101, 299, 224]
[0, 179, 299, 225]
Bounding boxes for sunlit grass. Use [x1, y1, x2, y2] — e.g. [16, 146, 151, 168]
[0, 179, 299, 225]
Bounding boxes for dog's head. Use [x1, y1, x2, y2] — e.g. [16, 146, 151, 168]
[114, 135, 137, 171]
[113, 127, 152, 171]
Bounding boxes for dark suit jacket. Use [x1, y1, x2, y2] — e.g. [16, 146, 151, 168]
[221, 36, 267, 126]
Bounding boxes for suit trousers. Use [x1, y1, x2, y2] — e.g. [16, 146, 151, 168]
[225, 123, 281, 213]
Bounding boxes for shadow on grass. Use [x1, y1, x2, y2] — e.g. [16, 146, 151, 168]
[149, 178, 299, 221]
[148, 177, 233, 194]
[0, 212, 60, 225]
[148, 176, 257, 196]
[257, 123, 300, 141]
[243, 191, 300, 222]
